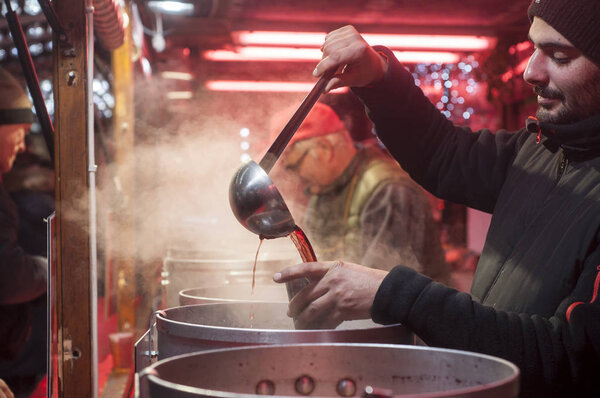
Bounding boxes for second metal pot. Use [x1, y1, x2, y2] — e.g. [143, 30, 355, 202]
[135, 302, 412, 372]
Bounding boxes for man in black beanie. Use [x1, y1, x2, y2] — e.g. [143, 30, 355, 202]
[0, 67, 47, 397]
[273, 0, 600, 396]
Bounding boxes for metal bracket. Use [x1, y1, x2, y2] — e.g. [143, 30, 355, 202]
[147, 310, 166, 361]
[36, 0, 72, 48]
[62, 338, 82, 361]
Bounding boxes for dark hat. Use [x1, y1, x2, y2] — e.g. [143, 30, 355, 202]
[528, 0, 600, 66]
[0, 67, 34, 125]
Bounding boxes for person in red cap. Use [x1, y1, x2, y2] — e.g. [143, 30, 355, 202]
[273, 0, 600, 396]
[0, 67, 47, 397]
[271, 99, 451, 285]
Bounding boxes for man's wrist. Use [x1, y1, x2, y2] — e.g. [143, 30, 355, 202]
[363, 50, 389, 88]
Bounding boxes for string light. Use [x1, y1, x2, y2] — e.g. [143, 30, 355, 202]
[239, 127, 251, 162]
[23, 0, 41, 15]
[406, 55, 480, 121]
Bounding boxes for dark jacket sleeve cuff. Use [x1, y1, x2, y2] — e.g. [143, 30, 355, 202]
[371, 265, 433, 325]
[351, 46, 415, 117]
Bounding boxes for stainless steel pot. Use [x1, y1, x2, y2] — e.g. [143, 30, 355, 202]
[179, 285, 288, 305]
[162, 253, 294, 308]
[136, 343, 520, 398]
[135, 303, 412, 372]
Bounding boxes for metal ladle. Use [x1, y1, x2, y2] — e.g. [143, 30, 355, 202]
[229, 70, 334, 239]
[229, 71, 333, 302]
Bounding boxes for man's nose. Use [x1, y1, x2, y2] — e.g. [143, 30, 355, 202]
[523, 51, 548, 87]
[17, 132, 26, 152]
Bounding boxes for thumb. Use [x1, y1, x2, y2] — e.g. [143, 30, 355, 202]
[324, 76, 345, 93]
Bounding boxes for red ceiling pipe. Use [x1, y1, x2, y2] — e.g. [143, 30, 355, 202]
[93, 0, 125, 51]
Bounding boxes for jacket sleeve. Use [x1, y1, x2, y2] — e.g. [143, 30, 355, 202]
[352, 46, 529, 213]
[372, 246, 600, 396]
[0, 189, 47, 305]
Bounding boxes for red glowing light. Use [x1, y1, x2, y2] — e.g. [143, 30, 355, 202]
[205, 80, 350, 93]
[501, 57, 530, 82]
[183, 47, 190, 57]
[514, 41, 533, 53]
[204, 47, 321, 61]
[235, 31, 494, 51]
[203, 47, 460, 64]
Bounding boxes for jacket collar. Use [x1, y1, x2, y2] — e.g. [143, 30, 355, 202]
[526, 113, 600, 160]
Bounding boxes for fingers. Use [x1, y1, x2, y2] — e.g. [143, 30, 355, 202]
[313, 26, 363, 79]
[324, 76, 345, 93]
[313, 25, 386, 91]
[0, 379, 14, 398]
[273, 261, 331, 283]
[313, 54, 344, 79]
[293, 292, 344, 330]
[287, 277, 328, 318]
[282, 261, 388, 329]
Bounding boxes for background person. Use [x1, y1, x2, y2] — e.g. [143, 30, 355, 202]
[274, 0, 600, 396]
[0, 68, 48, 397]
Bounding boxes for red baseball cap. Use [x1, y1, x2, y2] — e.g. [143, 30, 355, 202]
[269, 102, 345, 146]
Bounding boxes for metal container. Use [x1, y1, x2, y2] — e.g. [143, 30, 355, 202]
[137, 343, 520, 397]
[162, 249, 295, 308]
[135, 302, 412, 372]
[179, 285, 288, 305]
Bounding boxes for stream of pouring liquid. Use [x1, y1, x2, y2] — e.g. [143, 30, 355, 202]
[287, 225, 317, 300]
[250, 238, 264, 328]
[251, 238, 264, 295]
[250, 225, 317, 327]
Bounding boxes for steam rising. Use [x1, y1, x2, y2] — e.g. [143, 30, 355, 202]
[96, 119, 300, 264]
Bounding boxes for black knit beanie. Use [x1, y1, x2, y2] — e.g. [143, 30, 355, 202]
[528, 0, 600, 66]
[0, 67, 34, 125]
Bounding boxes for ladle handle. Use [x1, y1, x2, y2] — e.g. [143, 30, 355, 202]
[259, 69, 335, 174]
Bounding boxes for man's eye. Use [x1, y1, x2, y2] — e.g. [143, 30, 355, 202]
[553, 57, 569, 64]
[550, 51, 569, 64]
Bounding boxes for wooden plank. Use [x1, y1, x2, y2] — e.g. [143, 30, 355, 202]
[100, 371, 132, 398]
[53, 0, 92, 395]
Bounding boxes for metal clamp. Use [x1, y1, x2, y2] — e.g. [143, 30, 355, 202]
[134, 310, 166, 373]
[146, 310, 165, 360]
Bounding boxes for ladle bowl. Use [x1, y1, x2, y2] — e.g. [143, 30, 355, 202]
[229, 71, 334, 240]
[229, 159, 296, 239]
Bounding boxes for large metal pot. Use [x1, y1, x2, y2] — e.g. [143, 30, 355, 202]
[136, 343, 520, 397]
[135, 302, 412, 372]
[179, 284, 288, 305]
[162, 249, 296, 308]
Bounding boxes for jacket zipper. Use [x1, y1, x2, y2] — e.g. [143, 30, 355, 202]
[556, 151, 569, 183]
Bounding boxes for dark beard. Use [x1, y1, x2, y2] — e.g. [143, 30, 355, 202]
[536, 106, 575, 124]
[534, 85, 600, 124]
[534, 86, 575, 124]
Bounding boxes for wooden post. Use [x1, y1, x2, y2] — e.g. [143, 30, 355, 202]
[53, 0, 92, 396]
